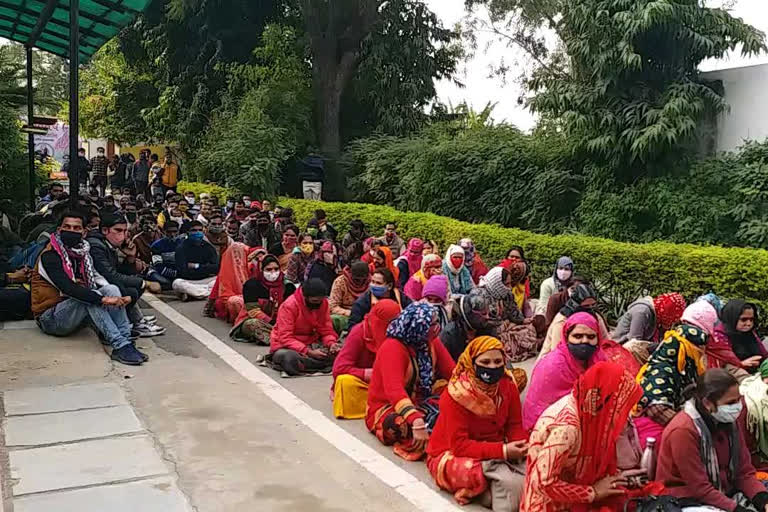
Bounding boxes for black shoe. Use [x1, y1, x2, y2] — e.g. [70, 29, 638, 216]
[111, 344, 144, 366]
[133, 344, 149, 362]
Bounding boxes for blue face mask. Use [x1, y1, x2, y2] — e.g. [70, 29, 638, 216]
[370, 285, 389, 299]
[188, 231, 204, 243]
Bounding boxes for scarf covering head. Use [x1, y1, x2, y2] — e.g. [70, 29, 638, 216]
[559, 283, 597, 317]
[413, 254, 443, 286]
[376, 246, 399, 282]
[653, 292, 686, 330]
[482, 266, 512, 300]
[571, 362, 643, 486]
[363, 299, 401, 353]
[720, 299, 762, 361]
[344, 261, 371, 294]
[256, 254, 285, 305]
[422, 275, 449, 303]
[743, 371, 768, 461]
[552, 256, 574, 290]
[636, 324, 708, 413]
[317, 240, 336, 265]
[50, 232, 98, 289]
[459, 238, 476, 268]
[448, 336, 513, 417]
[697, 293, 724, 314]
[681, 300, 718, 337]
[442, 245, 474, 295]
[386, 302, 437, 397]
[405, 238, 424, 274]
[523, 312, 608, 430]
[214, 242, 250, 301]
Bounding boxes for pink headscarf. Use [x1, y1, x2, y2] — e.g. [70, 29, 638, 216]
[405, 238, 424, 275]
[681, 300, 718, 337]
[523, 312, 608, 431]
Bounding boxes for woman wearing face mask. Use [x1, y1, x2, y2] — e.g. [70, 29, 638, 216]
[499, 246, 531, 300]
[656, 369, 768, 512]
[443, 245, 474, 296]
[634, 324, 709, 449]
[285, 234, 315, 285]
[329, 261, 371, 334]
[538, 283, 610, 361]
[366, 302, 456, 460]
[712, 300, 767, 377]
[332, 299, 401, 419]
[206, 243, 251, 323]
[348, 268, 411, 330]
[535, 256, 573, 317]
[404, 254, 443, 301]
[427, 336, 529, 509]
[305, 241, 340, 298]
[459, 238, 488, 286]
[268, 225, 299, 272]
[523, 312, 608, 431]
[522, 362, 648, 512]
[395, 238, 424, 290]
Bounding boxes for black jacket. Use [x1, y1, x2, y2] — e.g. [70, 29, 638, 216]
[175, 238, 220, 280]
[87, 232, 144, 293]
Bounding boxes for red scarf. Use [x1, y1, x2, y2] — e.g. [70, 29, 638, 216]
[362, 299, 401, 353]
[255, 255, 285, 306]
[343, 266, 370, 294]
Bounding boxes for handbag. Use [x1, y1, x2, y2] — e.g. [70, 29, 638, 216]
[624, 495, 683, 512]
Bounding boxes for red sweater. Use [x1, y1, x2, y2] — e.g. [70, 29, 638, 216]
[269, 288, 338, 355]
[656, 410, 767, 511]
[365, 337, 456, 429]
[331, 322, 375, 384]
[427, 378, 527, 460]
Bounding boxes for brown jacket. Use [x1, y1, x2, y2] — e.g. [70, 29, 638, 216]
[30, 245, 64, 316]
[329, 275, 364, 316]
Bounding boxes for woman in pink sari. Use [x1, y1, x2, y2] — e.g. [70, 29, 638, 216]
[523, 312, 608, 431]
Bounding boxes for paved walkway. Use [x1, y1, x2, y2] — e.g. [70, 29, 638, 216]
[0, 297, 537, 511]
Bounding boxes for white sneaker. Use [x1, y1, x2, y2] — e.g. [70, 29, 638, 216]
[142, 315, 157, 324]
[135, 322, 166, 337]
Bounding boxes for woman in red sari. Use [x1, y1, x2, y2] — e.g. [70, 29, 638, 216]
[427, 335, 529, 509]
[206, 242, 251, 323]
[521, 362, 647, 512]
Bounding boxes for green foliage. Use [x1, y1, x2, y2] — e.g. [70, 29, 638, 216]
[467, 0, 766, 174]
[344, 121, 584, 233]
[177, 181, 238, 204]
[188, 25, 312, 198]
[0, 105, 45, 211]
[279, 197, 768, 317]
[0, 43, 68, 116]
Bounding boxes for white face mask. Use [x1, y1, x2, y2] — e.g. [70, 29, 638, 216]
[556, 269, 572, 281]
[263, 270, 280, 282]
[186, 197, 195, 205]
[712, 402, 742, 423]
[244, 200, 252, 207]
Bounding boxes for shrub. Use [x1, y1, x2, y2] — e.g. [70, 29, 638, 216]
[177, 181, 238, 204]
[280, 197, 768, 319]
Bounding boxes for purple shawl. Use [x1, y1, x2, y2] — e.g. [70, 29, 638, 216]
[523, 312, 608, 431]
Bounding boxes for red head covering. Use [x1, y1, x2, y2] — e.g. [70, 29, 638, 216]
[363, 299, 401, 353]
[374, 246, 399, 281]
[405, 238, 424, 274]
[571, 362, 643, 493]
[653, 292, 686, 330]
[256, 254, 285, 306]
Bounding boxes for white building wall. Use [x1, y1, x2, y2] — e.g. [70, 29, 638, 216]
[701, 63, 768, 153]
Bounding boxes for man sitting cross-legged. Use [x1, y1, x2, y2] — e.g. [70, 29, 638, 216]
[30, 211, 147, 365]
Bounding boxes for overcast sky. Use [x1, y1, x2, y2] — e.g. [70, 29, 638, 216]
[426, 0, 768, 131]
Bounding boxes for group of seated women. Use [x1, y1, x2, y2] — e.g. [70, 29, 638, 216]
[201, 210, 768, 511]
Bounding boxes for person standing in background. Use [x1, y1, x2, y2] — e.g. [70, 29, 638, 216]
[132, 149, 151, 200]
[299, 154, 324, 200]
[160, 154, 181, 194]
[90, 147, 109, 196]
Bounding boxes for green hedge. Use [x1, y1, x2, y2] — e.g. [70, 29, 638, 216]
[279, 197, 768, 319]
[177, 181, 238, 204]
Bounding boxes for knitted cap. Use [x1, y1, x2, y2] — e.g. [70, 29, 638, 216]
[422, 275, 449, 303]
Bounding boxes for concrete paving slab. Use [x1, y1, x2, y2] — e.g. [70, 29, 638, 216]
[10, 435, 168, 496]
[2, 321, 38, 330]
[4, 382, 126, 416]
[13, 477, 191, 512]
[5, 405, 143, 447]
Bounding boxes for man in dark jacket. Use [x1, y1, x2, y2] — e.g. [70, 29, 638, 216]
[171, 220, 220, 301]
[132, 149, 151, 200]
[87, 213, 165, 337]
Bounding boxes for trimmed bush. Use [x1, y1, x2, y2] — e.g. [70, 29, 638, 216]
[177, 181, 238, 204]
[279, 197, 768, 318]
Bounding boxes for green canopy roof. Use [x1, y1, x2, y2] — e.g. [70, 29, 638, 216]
[0, 0, 151, 61]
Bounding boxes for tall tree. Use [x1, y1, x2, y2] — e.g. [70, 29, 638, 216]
[467, 0, 766, 174]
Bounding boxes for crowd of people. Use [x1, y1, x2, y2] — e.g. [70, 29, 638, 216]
[3, 169, 768, 511]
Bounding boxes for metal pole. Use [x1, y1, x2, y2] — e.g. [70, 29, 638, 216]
[68, 0, 79, 206]
[26, 46, 35, 211]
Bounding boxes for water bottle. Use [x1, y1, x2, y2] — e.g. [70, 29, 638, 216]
[640, 437, 657, 480]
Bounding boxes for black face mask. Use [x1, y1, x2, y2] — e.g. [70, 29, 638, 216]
[60, 230, 82, 248]
[126, 213, 137, 222]
[305, 300, 322, 310]
[567, 343, 597, 361]
[474, 364, 505, 385]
